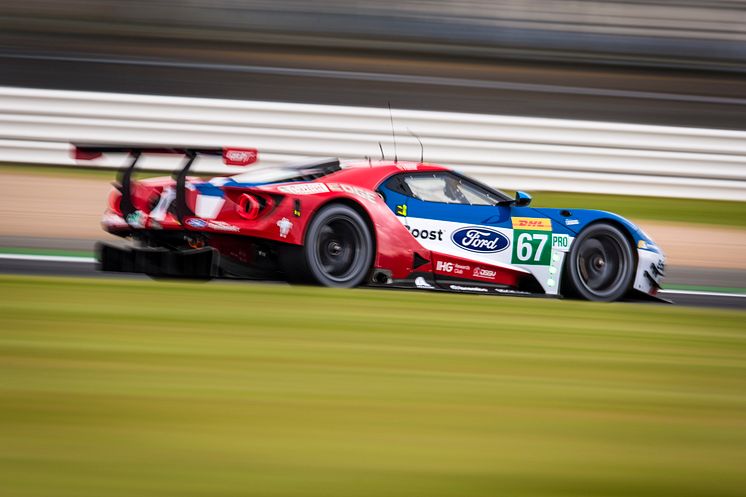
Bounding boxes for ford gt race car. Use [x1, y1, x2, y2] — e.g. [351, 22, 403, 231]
[82, 145, 666, 302]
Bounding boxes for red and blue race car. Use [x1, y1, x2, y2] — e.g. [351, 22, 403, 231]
[84, 145, 665, 302]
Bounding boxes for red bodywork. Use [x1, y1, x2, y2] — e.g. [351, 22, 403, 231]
[102, 160, 527, 289]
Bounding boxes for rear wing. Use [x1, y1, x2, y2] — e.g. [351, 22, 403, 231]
[72, 144, 258, 224]
[72, 144, 258, 166]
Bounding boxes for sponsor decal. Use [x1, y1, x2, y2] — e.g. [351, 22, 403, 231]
[187, 218, 240, 232]
[494, 288, 531, 295]
[565, 219, 580, 226]
[276, 182, 378, 202]
[449, 285, 488, 293]
[395, 204, 407, 216]
[186, 218, 208, 228]
[207, 220, 240, 232]
[223, 148, 258, 166]
[436, 261, 452, 272]
[473, 267, 497, 279]
[276, 217, 293, 238]
[414, 277, 434, 289]
[512, 218, 555, 265]
[406, 225, 444, 241]
[435, 261, 471, 275]
[125, 210, 146, 228]
[551, 234, 571, 252]
[512, 230, 551, 265]
[326, 183, 378, 203]
[277, 183, 329, 195]
[512, 217, 552, 231]
[451, 227, 510, 253]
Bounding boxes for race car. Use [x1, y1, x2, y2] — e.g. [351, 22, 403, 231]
[82, 145, 666, 302]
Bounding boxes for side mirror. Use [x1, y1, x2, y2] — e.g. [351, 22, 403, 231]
[514, 191, 532, 207]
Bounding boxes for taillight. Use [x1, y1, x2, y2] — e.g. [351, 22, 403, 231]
[108, 189, 122, 213]
[227, 189, 277, 220]
[237, 193, 262, 220]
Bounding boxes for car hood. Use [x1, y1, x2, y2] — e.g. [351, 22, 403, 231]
[532, 207, 662, 254]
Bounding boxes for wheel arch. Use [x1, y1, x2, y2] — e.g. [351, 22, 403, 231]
[303, 197, 379, 265]
[580, 218, 638, 256]
[561, 218, 639, 299]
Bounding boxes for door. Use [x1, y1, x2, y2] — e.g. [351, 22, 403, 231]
[380, 171, 564, 293]
[379, 171, 521, 276]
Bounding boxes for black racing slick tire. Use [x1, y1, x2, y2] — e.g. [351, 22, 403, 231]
[564, 223, 635, 302]
[281, 204, 374, 288]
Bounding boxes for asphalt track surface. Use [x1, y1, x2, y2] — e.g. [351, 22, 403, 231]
[1, 255, 743, 311]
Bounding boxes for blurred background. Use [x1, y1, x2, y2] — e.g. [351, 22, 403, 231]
[1, 0, 746, 127]
[0, 2, 745, 497]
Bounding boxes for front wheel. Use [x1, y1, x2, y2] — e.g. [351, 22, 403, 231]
[564, 223, 635, 302]
[281, 204, 374, 288]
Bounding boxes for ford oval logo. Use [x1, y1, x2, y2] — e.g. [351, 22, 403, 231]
[451, 226, 510, 253]
[186, 218, 207, 228]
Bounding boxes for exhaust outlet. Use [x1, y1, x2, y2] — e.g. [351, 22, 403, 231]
[371, 270, 391, 285]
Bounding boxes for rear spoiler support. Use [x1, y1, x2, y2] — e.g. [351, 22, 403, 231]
[73, 144, 257, 226]
[116, 151, 142, 221]
[173, 151, 197, 225]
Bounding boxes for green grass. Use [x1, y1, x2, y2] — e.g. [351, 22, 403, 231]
[1, 276, 745, 497]
[528, 191, 746, 228]
[0, 247, 94, 258]
[0, 163, 119, 180]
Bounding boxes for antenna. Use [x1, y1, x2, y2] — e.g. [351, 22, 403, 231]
[407, 127, 424, 163]
[378, 142, 385, 160]
[388, 101, 398, 163]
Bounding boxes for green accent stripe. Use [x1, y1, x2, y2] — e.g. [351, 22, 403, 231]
[0, 247, 94, 258]
[664, 284, 746, 295]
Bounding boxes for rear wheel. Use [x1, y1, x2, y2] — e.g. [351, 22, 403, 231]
[281, 204, 373, 288]
[564, 223, 635, 302]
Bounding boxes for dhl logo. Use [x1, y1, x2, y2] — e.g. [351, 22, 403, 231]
[511, 217, 552, 231]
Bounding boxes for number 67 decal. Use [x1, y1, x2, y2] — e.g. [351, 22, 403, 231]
[512, 232, 550, 265]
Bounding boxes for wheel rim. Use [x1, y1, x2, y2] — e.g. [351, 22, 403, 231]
[313, 215, 366, 282]
[576, 233, 628, 296]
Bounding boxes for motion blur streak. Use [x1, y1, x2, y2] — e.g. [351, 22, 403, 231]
[2, 2, 746, 129]
[3, 1, 746, 70]
[1, 256, 745, 310]
[1, 276, 745, 497]
[3, 52, 746, 106]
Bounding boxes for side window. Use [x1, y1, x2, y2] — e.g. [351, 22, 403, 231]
[456, 179, 501, 206]
[401, 173, 500, 206]
[403, 174, 451, 203]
